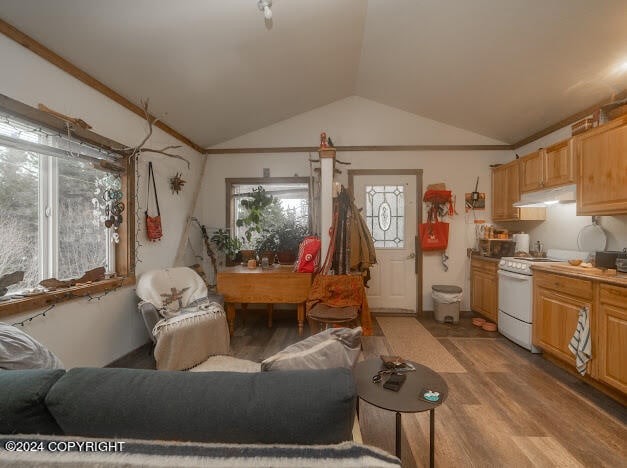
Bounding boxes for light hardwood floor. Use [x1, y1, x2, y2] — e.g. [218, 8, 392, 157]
[109, 310, 627, 467]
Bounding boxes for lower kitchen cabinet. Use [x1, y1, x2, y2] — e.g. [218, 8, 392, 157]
[533, 271, 593, 371]
[470, 256, 498, 323]
[597, 284, 627, 394]
[533, 269, 627, 400]
[533, 287, 589, 367]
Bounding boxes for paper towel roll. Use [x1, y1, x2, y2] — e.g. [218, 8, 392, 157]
[513, 233, 530, 253]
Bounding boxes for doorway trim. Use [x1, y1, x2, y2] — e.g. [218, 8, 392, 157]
[348, 169, 423, 316]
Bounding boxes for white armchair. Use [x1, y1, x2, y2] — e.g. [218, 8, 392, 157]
[136, 267, 230, 370]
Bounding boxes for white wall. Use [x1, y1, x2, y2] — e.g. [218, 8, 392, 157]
[202, 97, 512, 310]
[1, 35, 205, 367]
[502, 123, 627, 253]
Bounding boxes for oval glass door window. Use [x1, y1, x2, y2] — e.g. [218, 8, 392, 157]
[378, 201, 391, 231]
[365, 185, 404, 248]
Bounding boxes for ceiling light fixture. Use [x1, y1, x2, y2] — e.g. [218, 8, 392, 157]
[258, 0, 273, 20]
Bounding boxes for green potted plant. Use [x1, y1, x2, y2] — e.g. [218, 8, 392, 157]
[210, 229, 242, 267]
[275, 215, 308, 265]
[235, 186, 278, 261]
[255, 229, 279, 265]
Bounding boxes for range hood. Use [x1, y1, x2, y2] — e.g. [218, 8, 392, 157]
[513, 184, 576, 208]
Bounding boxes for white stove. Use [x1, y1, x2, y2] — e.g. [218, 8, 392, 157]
[497, 249, 589, 353]
[498, 256, 561, 275]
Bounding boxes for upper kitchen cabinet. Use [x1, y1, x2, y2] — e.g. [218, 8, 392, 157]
[492, 160, 546, 222]
[520, 140, 574, 193]
[519, 150, 544, 192]
[544, 139, 575, 188]
[575, 115, 627, 215]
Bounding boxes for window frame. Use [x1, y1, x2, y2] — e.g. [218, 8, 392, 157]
[225, 177, 311, 234]
[0, 94, 135, 318]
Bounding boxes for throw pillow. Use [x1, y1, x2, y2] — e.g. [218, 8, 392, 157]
[261, 327, 362, 372]
[0, 323, 64, 370]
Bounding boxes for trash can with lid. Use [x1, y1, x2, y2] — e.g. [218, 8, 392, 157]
[431, 285, 462, 324]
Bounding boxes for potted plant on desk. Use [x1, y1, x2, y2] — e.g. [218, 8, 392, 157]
[275, 216, 308, 265]
[210, 229, 242, 267]
[256, 229, 279, 266]
[236, 186, 277, 262]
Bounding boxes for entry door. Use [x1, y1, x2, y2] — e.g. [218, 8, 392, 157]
[353, 175, 417, 312]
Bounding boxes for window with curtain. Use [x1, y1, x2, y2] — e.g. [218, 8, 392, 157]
[0, 112, 123, 295]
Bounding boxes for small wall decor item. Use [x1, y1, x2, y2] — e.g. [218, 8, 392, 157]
[465, 192, 486, 212]
[145, 161, 163, 241]
[169, 172, 186, 194]
[93, 175, 124, 243]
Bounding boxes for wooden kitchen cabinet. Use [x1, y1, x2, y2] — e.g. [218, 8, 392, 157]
[470, 256, 498, 323]
[575, 115, 627, 215]
[492, 160, 546, 221]
[533, 271, 592, 369]
[519, 150, 544, 192]
[519, 140, 574, 193]
[596, 284, 627, 394]
[544, 139, 575, 188]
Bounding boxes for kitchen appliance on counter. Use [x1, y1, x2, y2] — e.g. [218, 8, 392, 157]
[595, 249, 627, 270]
[479, 238, 516, 258]
[497, 249, 589, 353]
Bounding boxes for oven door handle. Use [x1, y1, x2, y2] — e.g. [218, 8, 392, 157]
[498, 269, 531, 281]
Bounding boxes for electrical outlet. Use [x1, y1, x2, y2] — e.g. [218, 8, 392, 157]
[263, 168, 270, 177]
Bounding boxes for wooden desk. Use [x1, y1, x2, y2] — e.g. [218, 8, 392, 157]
[217, 265, 313, 336]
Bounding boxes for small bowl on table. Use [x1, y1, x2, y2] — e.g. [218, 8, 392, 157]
[568, 259, 582, 266]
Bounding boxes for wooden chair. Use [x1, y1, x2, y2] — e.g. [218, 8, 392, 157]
[305, 274, 372, 334]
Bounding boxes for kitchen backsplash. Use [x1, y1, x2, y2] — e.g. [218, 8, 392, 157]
[498, 203, 627, 252]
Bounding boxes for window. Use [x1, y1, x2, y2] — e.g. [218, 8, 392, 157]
[365, 185, 405, 248]
[0, 109, 131, 299]
[226, 177, 310, 247]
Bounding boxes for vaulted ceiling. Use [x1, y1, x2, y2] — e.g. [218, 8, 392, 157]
[1, 0, 627, 148]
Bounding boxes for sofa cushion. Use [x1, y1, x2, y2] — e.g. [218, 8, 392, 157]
[0, 323, 64, 370]
[261, 327, 362, 372]
[45, 367, 355, 444]
[0, 369, 65, 435]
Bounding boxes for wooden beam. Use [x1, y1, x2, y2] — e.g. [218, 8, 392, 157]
[204, 144, 513, 154]
[173, 155, 209, 267]
[512, 89, 627, 149]
[0, 18, 205, 154]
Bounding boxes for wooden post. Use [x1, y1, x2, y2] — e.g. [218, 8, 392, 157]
[319, 146, 336, 266]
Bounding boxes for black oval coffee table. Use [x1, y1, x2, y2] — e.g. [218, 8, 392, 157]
[354, 358, 448, 467]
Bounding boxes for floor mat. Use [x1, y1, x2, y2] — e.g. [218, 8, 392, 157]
[376, 316, 466, 373]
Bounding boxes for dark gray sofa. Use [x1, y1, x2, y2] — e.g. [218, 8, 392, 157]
[0, 367, 400, 466]
[1, 366, 355, 444]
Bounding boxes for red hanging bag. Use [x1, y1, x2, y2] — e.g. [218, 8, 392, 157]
[419, 209, 449, 251]
[145, 161, 163, 242]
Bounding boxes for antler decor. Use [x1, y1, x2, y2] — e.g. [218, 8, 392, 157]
[114, 100, 190, 169]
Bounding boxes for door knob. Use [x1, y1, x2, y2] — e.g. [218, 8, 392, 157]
[406, 252, 416, 259]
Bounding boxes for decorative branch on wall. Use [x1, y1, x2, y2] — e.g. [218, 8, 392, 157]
[37, 103, 92, 130]
[114, 99, 191, 169]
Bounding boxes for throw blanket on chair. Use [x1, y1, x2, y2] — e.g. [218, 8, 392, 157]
[306, 275, 373, 336]
[153, 299, 230, 371]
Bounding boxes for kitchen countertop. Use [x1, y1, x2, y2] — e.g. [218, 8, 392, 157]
[531, 263, 627, 287]
[470, 253, 500, 263]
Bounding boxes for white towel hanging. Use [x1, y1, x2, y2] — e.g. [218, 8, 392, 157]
[568, 305, 591, 376]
